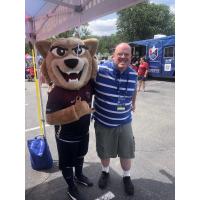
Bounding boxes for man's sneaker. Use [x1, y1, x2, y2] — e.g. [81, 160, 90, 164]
[98, 171, 109, 189]
[74, 174, 93, 187]
[123, 176, 134, 196]
[68, 185, 85, 200]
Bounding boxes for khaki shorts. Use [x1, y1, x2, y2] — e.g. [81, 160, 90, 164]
[94, 121, 135, 159]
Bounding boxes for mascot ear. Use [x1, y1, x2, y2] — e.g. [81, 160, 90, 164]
[83, 38, 98, 57]
[35, 40, 51, 58]
[83, 38, 99, 79]
[40, 60, 51, 85]
[91, 55, 98, 79]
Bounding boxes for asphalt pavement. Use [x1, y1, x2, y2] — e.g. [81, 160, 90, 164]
[25, 79, 175, 200]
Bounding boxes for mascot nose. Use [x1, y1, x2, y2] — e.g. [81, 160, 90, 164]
[64, 59, 78, 69]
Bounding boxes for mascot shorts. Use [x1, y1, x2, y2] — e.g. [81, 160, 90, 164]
[94, 121, 135, 159]
[55, 133, 89, 170]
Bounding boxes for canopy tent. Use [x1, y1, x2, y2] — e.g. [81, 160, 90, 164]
[25, 0, 143, 43]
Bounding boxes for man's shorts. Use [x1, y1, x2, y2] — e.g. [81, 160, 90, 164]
[138, 76, 146, 81]
[94, 121, 135, 159]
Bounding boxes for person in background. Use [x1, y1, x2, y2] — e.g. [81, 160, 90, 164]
[93, 43, 137, 196]
[137, 57, 149, 92]
[131, 57, 140, 73]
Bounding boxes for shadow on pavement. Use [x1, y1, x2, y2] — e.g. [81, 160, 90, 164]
[37, 160, 60, 174]
[147, 77, 175, 82]
[26, 163, 174, 200]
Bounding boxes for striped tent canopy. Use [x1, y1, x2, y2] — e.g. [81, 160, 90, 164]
[25, 0, 143, 43]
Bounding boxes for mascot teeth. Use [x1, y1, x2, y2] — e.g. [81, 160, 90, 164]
[66, 71, 80, 75]
[69, 78, 78, 83]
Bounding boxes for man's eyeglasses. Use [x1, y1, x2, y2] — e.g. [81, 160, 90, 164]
[117, 53, 130, 58]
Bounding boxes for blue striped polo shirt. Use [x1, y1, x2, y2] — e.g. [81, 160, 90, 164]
[93, 61, 137, 127]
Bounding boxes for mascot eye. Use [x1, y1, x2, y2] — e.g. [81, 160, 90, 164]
[73, 46, 86, 56]
[50, 46, 67, 57]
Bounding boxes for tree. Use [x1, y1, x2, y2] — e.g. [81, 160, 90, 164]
[55, 29, 74, 38]
[96, 34, 121, 55]
[116, 2, 175, 42]
[55, 23, 91, 39]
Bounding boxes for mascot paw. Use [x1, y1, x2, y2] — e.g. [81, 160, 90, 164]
[74, 96, 94, 118]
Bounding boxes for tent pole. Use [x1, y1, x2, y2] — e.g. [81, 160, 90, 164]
[34, 45, 47, 138]
[29, 40, 47, 138]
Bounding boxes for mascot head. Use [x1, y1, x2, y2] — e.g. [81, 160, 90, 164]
[35, 37, 98, 90]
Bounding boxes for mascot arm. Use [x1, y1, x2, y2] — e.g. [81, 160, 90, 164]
[46, 97, 94, 125]
[74, 97, 94, 119]
[46, 105, 78, 125]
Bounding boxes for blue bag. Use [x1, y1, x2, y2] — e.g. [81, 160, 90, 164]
[27, 136, 53, 170]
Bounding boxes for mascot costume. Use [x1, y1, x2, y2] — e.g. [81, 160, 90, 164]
[36, 37, 98, 200]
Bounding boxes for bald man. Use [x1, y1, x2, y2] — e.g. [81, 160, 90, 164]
[93, 43, 137, 196]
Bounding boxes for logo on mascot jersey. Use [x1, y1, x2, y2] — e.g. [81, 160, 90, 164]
[85, 91, 91, 100]
[149, 46, 158, 60]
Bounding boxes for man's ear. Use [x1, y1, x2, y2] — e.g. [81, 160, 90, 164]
[35, 40, 51, 58]
[83, 38, 99, 57]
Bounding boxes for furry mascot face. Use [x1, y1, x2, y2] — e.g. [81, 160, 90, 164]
[36, 37, 98, 90]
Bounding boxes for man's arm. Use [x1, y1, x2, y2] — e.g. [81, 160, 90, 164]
[132, 90, 137, 112]
[144, 70, 148, 78]
[144, 62, 149, 77]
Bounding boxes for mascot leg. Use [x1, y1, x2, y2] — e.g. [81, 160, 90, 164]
[74, 134, 93, 187]
[55, 133, 92, 200]
[63, 170, 82, 200]
[75, 157, 84, 177]
[74, 157, 93, 187]
[62, 167, 75, 188]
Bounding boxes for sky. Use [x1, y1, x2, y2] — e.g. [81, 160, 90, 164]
[88, 0, 175, 36]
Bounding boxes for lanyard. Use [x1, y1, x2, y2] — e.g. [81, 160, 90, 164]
[115, 71, 129, 105]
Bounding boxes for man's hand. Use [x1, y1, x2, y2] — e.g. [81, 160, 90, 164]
[132, 104, 136, 112]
